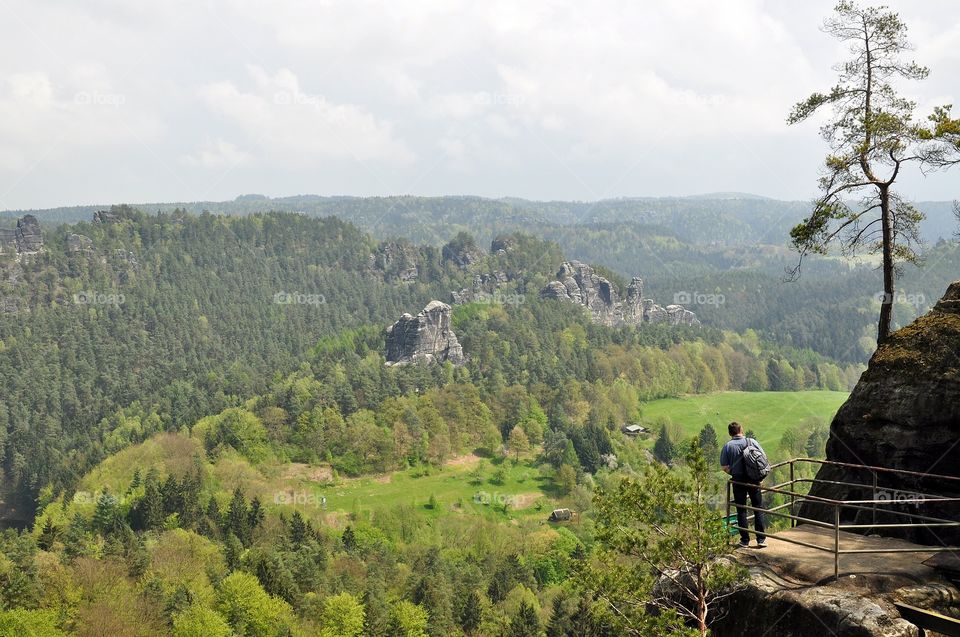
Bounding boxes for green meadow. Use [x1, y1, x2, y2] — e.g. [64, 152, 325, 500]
[302, 456, 559, 522]
[638, 390, 849, 455]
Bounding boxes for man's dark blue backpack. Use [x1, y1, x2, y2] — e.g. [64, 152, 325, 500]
[742, 438, 770, 481]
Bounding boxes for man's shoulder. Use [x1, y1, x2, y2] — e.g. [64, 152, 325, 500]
[723, 438, 746, 450]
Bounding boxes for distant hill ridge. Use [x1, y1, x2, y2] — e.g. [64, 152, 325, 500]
[2, 194, 955, 247]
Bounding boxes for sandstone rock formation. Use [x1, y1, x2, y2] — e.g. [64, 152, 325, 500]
[15, 215, 43, 252]
[714, 565, 927, 637]
[451, 271, 510, 304]
[800, 280, 960, 545]
[0, 215, 44, 256]
[441, 235, 485, 268]
[372, 241, 421, 282]
[540, 261, 699, 328]
[67, 233, 94, 252]
[385, 301, 466, 366]
[93, 210, 120, 223]
[491, 235, 518, 254]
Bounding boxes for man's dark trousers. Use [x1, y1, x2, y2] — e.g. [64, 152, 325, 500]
[732, 479, 765, 544]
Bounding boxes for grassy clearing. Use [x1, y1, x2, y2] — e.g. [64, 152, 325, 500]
[638, 390, 849, 455]
[300, 456, 559, 524]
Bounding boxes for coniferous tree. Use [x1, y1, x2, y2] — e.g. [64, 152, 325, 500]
[37, 518, 60, 551]
[92, 489, 123, 536]
[460, 590, 483, 636]
[568, 596, 600, 637]
[131, 476, 165, 531]
[546, 594, 570, 637]
[652, 426, 675, 465]
[509, 600, 541, 637]
[226, 487, 251, 546]
[342, 525, 357, 553]
[289, 510, 308, 546]
[697, 424, 719, 461]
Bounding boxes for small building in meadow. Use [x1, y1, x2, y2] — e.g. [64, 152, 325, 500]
[549, 508, 573, 522]
[621, 424, 649, 437]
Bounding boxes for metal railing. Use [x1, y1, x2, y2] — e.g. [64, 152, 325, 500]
[725, 458, 960, 581]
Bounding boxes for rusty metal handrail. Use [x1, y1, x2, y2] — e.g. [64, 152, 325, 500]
[725, 458, 960, 581]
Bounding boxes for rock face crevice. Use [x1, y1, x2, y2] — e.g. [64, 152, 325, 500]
[540, 261, 699, 327]
[385, 301, 466, 366]
[800, 280, 960, 545]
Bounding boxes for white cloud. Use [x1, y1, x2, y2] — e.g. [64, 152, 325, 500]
[0, 0, 957, 207]
[198, 66, 415, 164]
[181, 138, 249, 169]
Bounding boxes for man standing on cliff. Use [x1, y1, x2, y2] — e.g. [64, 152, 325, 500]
[720, 422, 767, 548]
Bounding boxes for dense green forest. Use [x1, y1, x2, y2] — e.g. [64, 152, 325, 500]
[0, 207, 862, 523]
[6, 195, 956, 246]
[0, 206, 944, 636]
[7, 195, 957, 364]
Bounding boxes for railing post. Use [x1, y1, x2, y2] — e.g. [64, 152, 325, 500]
[790, 460, 796, 528]
[726, 480, 732, 542]
[872, 471, 878, 528]
[834, 504, 841, 582]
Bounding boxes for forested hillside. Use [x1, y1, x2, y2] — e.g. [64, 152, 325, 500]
[0, 208, 556, 523]
[0, 207, 861, 527]
[7, 195, 956, 246]
[8, 196, 957, 364]
[0, 207, 866, 636]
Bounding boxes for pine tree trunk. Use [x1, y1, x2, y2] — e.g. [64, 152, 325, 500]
[697, 571, 709, 637]
[877, 186, 894, 345]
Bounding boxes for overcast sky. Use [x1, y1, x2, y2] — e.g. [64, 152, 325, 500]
[1, 0, 957, 209]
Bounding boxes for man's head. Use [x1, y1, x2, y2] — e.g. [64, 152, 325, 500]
[728, 422, 743, 437]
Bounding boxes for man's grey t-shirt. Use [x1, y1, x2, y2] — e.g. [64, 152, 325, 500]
[720, 436, 764, 480]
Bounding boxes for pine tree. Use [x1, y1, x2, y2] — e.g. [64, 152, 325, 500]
[697, 424, 720, 461]
[92, 488, 122, 535]
[224, 533, 244, 571]
[247, 496, 264, 540]
[289, 510, 308, 546]
[161, 474, 182, 517]
[546, 594, 569, 637]
[226, 487, 251, 546]
[342, 525, 357, 552]
[509, 600, 541, 637]
[568, 597, 599, 637]
[131, 477, 165, 531]
[129, 468, 142, 492]
[460, 590, 483, 635]
[63, 513, 88, 560]
[255, 552, 300, 605]
[652, 426, 675, 465]
[37, 517, 60, 551]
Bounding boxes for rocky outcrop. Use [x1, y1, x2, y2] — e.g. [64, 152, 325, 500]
[540, 261, 699, 328]
[385, 301, 466, 366]
[800, 280, 960, 544]
[15, 215, 43, 252]
[451, 271, 511, 304]
[93, 210, 120, 223]
[67, 233, 93, 253]
[371, 241, 421, 282]
[491, 235, 518, 254]
[713, 566, 921, 637]
[441, 236, 485, 268]
[0, 215, 43, 256]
